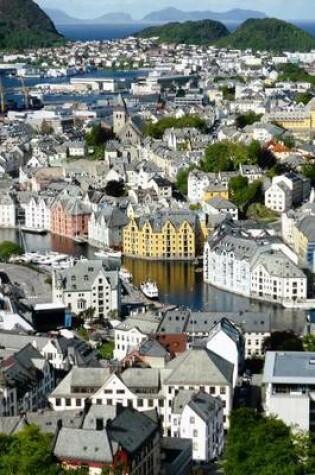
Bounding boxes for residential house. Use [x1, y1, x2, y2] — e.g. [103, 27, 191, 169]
[88, 206, 129, 249]
[51, 196, 91, 239]
[0, 343, 54, 416]
[52, 259, 120, 320]
[53, 406, 161, 475]
[0, 193, 15, 228]
[263, 351, 315, 432]
[171, 391, 224, 462]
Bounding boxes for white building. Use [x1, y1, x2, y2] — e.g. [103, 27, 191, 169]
[0, 193, 15, 228]
[23, 195, 53, 231]
[188, 170, 213, 203]
[206, 318, 244, 388]
[52, 259, 120, 320]
[204, 197, 238, 221]
[88, 206, 128, 249]
[171, 391, 224, 462]
[265, 181, 292, 212]
[204, 222, 307, 305]
[49, 346, 234, 431]
[251, 251, 307, 304]
[263, 351, 315, 432]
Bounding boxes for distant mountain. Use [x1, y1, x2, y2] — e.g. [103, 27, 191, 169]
[43, 7, 266, 25]
[96, 12, 133, 24]
[43, 8, 81, 25]
[0, 0, 64, 49]
[217, 18, 315, 52]
[137, 19, 230, 45]
[142, 7, 267, 23]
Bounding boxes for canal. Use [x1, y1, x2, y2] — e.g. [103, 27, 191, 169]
[0, 229, 308, 333]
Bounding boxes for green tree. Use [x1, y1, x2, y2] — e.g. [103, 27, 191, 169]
[224, 408, 304, 475]
[85, 124, 115, 147]
[302, 162, 315, 187]
[144, 115, 207, 139]
[236, 111, 262, 129]
[263, 331, 304, 352]
[105, 180, 127, 198]
[176, 165, 195, 195]
[295, 91, 313, 105]
[219, 85, 235, 101]
[302, 334, 315, 352]
[0, 241, 22, 261]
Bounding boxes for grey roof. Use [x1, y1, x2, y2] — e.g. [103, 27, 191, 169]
[188, 391, 222, 422]
[252, 251, 306, 279]
[296, 215, 315, 241]
[135, 210, 196, 233]
[82, 405, 117, 430]
[263, 351, 315, 385]
[157, 308, 190, 334]
[139, 338, 168, 358]
[165, 347, 233, 386]
[50, 367, 111, 398]
[54, 427, 116, 463]
[54, 260, 119, 292]
[206, 196, 237, 210]
[116, 312, 161, 335]
[108, 408, 158, 454]
[120, 368, 160, 390]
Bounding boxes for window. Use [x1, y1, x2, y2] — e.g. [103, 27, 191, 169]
[56, 398, 61, 406]
[220, 387, 226, 395]
[65, 398, 71, 407]
[190, 416, 195, 424]
[193, 429, 198, 437]
[117, 389, 125, 394]
[76, 399, 81, 407]
[148, 399, 154, 407]
[104, 389, 113, 394]
[138, 399, 144, 407]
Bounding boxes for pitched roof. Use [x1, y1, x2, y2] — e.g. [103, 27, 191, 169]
[165, 346, 233, 386]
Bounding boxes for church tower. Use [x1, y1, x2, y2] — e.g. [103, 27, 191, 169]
[113, 93, 128, 135]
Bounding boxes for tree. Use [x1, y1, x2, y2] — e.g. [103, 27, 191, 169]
[236, 111, 262, 129]
[105, 180, 127, 198]
[0, 425, 59, 475]
[0, 241, 22, 261]
[85, 124, 115, 147]
[228, 175, 248, 197]
[302, 334, 315, 352]
[295, 91, 313, 105]
[224, 408, 304, 475]
[302, 162, 315, 187]
[144, 115, 207, 139]
[40, 119, 54, 135]
[176, 166, 195, 195]
[263, 331, 304, 352]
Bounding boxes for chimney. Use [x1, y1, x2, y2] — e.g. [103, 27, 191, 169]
[96, 418, 104, 431]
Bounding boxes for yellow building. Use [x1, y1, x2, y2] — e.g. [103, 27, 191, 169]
[292, 215, 315, 270]
[269, 98, 315, 131]
[123, 211, 197, 260]
[202, 185, 229, 202]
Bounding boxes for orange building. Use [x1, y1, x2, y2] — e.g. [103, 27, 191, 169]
[51, 197, 90, 239]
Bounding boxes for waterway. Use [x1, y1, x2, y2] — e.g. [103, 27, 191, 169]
[0, 229, 308, 333]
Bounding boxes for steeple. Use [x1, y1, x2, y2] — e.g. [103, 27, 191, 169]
[113, 93, 128, 135]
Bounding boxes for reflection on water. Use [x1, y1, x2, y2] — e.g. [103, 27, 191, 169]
[0, 230, 308, 333]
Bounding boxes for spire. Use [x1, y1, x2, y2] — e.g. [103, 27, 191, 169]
[114, 93, 127, 113]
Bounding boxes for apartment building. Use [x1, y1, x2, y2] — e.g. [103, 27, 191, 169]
[52, 259, 120, 320]
[123, 210, 197, 260]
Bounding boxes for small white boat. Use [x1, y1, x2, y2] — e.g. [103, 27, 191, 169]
[94, 248, 122, 260]
[119, 266, 132, 282]
[140, 279, 159, 300]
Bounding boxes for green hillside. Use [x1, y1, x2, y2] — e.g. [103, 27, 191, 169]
[217, 18, 315, 52]
[0, 0, 64, 50]
[137, 19, 230, 45]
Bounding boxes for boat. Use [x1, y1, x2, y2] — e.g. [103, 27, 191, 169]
[94, 248, 122, 260]
[119, 266, 132, 282]
[140, 279, 159, 300]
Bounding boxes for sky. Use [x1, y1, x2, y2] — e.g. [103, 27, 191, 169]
[35, 0, 315, 20]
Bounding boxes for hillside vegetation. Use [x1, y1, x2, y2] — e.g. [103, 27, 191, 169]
[137, 19, 229, 45]
[217, 18, 315, 52]
[138, 17, 315, 52]
[0, 0, 64, 50]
